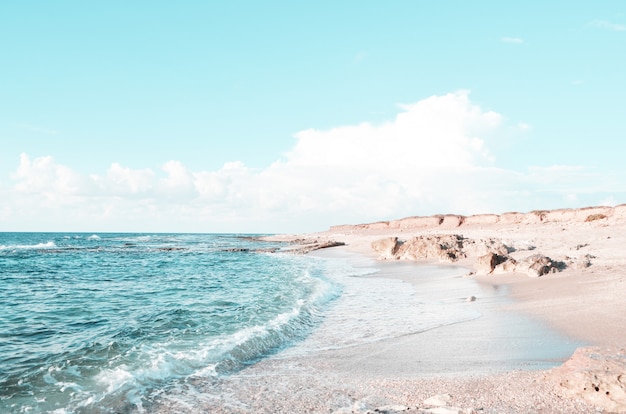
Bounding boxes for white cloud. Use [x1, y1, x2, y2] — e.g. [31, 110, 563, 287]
[160, 160, 194, 197]
[501, 37, 524, 44]
[3, 92, 619, 232]
[589, 19, 626, 32]
[12, 153, 84, 198]
[282, 91, 499, 170]
[93, 163, 156, 196]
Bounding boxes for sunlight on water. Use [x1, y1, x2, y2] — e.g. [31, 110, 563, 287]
[0, 233, 339, 413]
[0, 233, 479, 413]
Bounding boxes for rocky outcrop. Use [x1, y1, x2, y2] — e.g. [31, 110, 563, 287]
[474, 252, 510, 275]
[330, 204, 626, 233]
[371, 237, 401, 259]
[282, 239, 345, 254]
[371, 235, 564, 277]
[394, 234, 467, 262]
[521, 254, 562, 277]
[371, 235, 508, 263]
[474, 253, 563, 277]
[546, 346, 626, 413]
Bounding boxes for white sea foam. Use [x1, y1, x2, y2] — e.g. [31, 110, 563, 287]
[280, 253, 481, 356]
[87, 234, 101, 240]
[0, 241, 57, 250]
[97, 366, 134, 394]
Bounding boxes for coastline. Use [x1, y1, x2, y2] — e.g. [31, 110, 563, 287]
[273, 204, 626, 347]
[154, 247, 594, 413]
[254, 205, 626, 412]
[308, 247, 584, 377]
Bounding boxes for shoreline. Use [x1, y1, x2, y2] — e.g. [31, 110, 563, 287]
[270, 204, 626, 347]
[257, 204, 626, 412]
[308, 247, 584, 377]
[154, 246, 598, 413]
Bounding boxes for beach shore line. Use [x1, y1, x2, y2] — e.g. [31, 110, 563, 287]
[256, 205, 626, 413]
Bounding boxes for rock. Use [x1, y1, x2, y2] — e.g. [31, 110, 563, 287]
[466, 295, 476, 302]
[546, 346, 626, 413]
[395, 235, 465, 262]
[285, 240, 346, 254]
[574, 254, 594, 269]
[373, 404, 411, 413]
[371, 237, 401, 259]
[423, 394, 452, 407]
[518, 254, 560, 277]
[473, 252, 509, 275]
[462, 238, 510, 257]
[474, 253, 497, 275]
[371, 236, 567, 279]
[493, 257, 518, 274]
[372, 235, 513, 264]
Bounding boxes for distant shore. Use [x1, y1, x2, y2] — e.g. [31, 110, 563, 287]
[259, 204, 626, 412]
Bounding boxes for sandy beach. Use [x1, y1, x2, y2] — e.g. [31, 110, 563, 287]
[247, 205, 625, 413]
[152, 205, 626, 413]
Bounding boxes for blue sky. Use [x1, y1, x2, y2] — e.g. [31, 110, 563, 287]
[1, 1, 625, 233]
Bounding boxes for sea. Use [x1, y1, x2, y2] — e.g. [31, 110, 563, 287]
[0, 232, 489, 413]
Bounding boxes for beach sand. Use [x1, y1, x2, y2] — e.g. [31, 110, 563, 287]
[157, 206, 626, 413]
[252, 205, 626, 413]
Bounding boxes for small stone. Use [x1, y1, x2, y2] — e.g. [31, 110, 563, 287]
[374, 404, 410, 413]
[417, 407, 466, 414]
[423, 394, 452, 407]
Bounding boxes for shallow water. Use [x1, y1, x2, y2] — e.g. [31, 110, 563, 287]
[0, 233, 336, 413]
[147, 250, 584, 413]
[2, 234, 577, 413]
[0, 233, 483, 413]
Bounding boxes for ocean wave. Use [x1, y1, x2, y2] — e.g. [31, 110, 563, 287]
[0, 234, 341, 413]
[0, 241, 57, 250]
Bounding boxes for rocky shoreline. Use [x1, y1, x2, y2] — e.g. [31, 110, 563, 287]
[262, 204, 626, 412]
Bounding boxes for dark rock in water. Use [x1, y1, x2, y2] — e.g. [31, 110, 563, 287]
[254, 248, 279, 253]
[283, 240, 346, 254]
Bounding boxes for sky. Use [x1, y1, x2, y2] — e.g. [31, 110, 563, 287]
[1, 1, 625, 233]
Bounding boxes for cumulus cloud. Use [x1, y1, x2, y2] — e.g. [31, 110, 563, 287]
[3, 91, 613, 232]
[12, 153, 84, 198]
[160, 160, 194, 197]
[98, 163, 156, 195]
[282, 91, 499, 170]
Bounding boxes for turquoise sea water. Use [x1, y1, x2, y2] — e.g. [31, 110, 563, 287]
[0, 233, 347, 413]
[5, 232, 530, 413]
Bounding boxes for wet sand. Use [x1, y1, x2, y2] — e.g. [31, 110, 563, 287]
[229, 205, 626, 413]
[152, 247, 596, 413]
